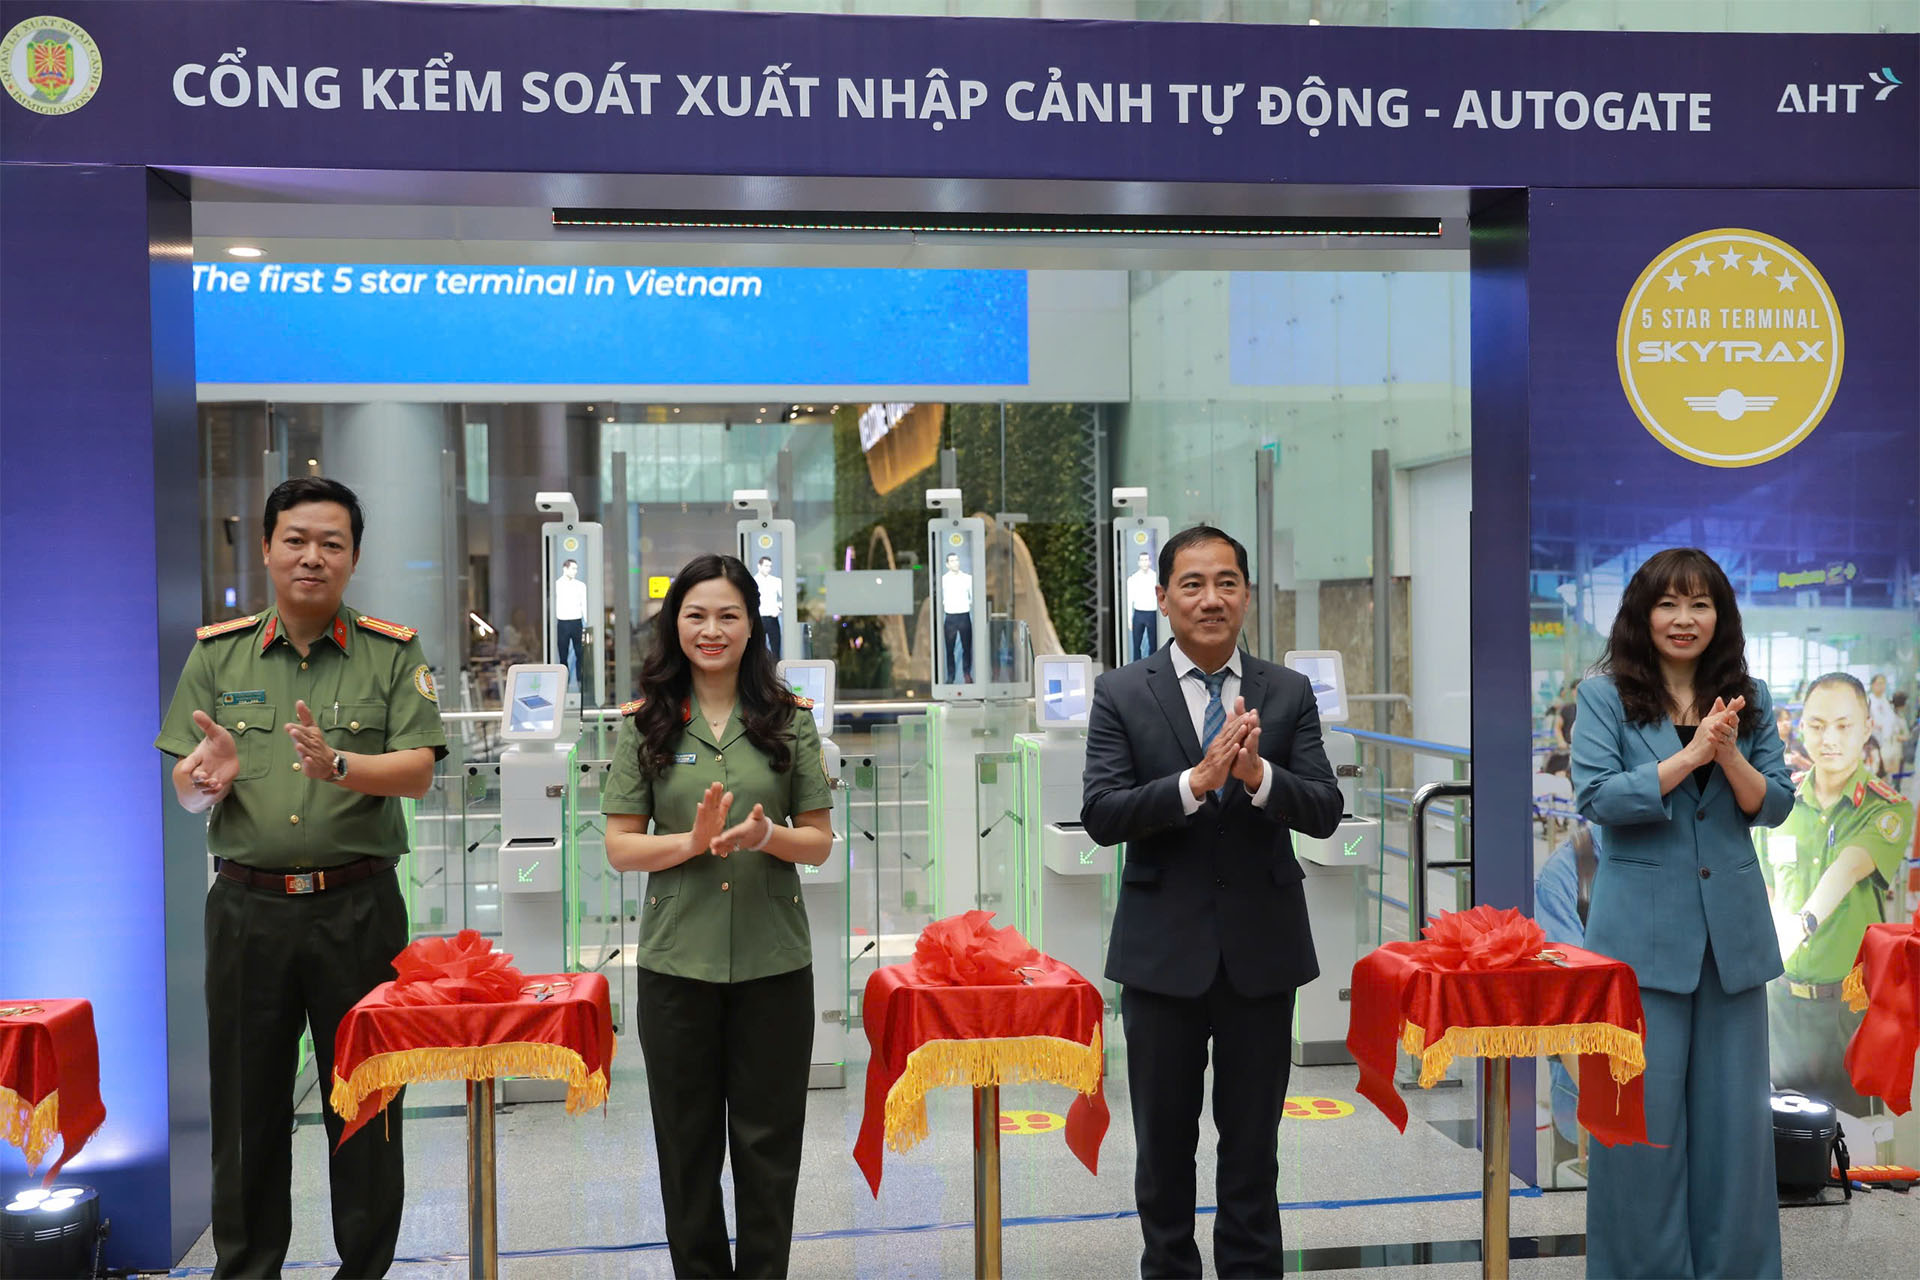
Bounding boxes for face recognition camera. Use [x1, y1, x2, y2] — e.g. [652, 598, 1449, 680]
[1033, 654, 1095, 732]
[1111, 487, 1149, 510]
[1283, 650, 1350, 725]
[533, 491, 580, 524]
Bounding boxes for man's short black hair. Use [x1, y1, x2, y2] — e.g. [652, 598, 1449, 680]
[1805, 671, 1870, 712]
[263, 476, 364, 552]
[1158, 525, 1249, 588]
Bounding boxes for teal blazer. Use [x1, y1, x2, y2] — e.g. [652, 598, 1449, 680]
[1569, 674, 1794, 996]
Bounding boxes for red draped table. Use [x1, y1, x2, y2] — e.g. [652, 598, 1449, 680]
[1841, 909, 1920, 1115]
[329, 972, 615, 1280]
[1347, 939, 1649, 1280]
[854, 960, 1110, 1280]
[0, 1000, 105, 1183]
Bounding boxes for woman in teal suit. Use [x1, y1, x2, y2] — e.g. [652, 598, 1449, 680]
[1570, 548, 1794, 1279]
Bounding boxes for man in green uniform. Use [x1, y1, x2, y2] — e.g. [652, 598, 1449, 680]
[155, 477, 447, 1279]
[1761, 672, 1913, 1117]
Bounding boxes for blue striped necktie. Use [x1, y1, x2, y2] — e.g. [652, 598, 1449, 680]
[1199, 669, 1229, 751]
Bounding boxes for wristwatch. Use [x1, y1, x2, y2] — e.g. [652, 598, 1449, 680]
[1799, 909, 1818, 941]
[331, 751, 349, 781]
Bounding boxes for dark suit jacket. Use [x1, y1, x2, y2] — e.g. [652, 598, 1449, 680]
[1081, 649, 1343, 999]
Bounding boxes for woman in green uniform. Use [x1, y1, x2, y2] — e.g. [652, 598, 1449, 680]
[602, 553, 833, 1279]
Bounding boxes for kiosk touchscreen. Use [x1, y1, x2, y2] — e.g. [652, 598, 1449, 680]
[1034, 654, 1094, 731]
[777, 659, 835, 736]
[737, 500, 799, 663]
[1112, 515, 1170, 665]
[1284, 649, 1350, 725]
[503, 665, 567, 740]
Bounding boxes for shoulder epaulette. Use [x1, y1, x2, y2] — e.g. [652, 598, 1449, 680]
[1865, 777, 1903, 803]
[355, 614, 418, 642]
[196, 614, 260, 641]
[793, 696, 815, 710]
[620, 697, 645, 717]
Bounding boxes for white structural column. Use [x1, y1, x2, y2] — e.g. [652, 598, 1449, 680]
[322, 402, 452, 673]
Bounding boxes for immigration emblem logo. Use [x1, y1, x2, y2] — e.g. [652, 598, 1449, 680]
[2, 16, 101, 115]
[1618, 229, 1843, 468]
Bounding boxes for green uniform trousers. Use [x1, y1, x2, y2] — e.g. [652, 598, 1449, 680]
[1767, 981, 1871, 1116]
[635, 964, 813, 1279]
[205, 868, 408, 1279]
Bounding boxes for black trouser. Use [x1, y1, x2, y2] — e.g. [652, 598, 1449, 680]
[1130, 609, 1157, 663]
[942, 611, 972, 683]
[556, 617, 585, 695]
[205, 867, 408, 1279]
[1121, 965, 1297, 1279]
[636, 964, 814, 1279]
[761, 616, 782, 660]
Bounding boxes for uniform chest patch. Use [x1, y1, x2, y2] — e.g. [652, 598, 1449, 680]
[675, 753, 697, 765]
[220, 690, 267, 705]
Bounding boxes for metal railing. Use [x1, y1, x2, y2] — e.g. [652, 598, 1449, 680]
[1330, 725, 1473, 945]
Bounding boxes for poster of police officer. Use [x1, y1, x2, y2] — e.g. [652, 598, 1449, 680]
[1525, 190, 1919, 1180]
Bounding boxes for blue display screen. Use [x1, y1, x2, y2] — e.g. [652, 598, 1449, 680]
[194, 263, 1029, 386]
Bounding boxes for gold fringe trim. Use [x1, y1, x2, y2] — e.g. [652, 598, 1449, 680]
[0, 1084, 60, 1169]
[1400, 1020, 1646, 1091]
[1842, 964, 1869, 1014]
[330, 1042, 613, 1123]
[883, 1028, 1102, 1156]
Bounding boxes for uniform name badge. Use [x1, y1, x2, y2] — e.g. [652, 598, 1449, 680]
[675, 752, 697, 764]
[1765, 832, 1797, 866]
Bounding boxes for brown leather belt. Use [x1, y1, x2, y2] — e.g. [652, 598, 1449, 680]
[215, 855, 393, 895]
[1785, 979, 1846, 1001]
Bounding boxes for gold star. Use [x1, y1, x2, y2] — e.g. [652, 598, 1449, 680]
[1690, 252, 1714, 275]
[1776, 269, 1799, 292]
[1718, 247, 1744, 269]
[1663, 268, 1688, 291]
[1749, 254, 1773, 276]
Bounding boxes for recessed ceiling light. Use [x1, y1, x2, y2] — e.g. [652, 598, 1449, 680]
[227, 245, 265, 258]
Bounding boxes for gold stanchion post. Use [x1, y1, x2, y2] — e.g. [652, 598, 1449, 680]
[972, 1083, 1002, 1279]
[467, 1077, 498, 1280]
[1481, 1058, 1511, 1280]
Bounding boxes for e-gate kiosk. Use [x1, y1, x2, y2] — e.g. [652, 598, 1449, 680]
[496, 662, 574, 1101]
[736, 490, 799, 663]
[1014, 655, 1113, 984]
[1284, 649, 1381, 1067]
[922, 488, 1030, 917]
[1111, 488, 1170, 666]
[538, 492, 604, 708]
[776, 658, 851, 1089]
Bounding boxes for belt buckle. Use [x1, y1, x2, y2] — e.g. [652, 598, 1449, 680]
[284, 873, 317, 895]
[1788, 980, 1814, 999]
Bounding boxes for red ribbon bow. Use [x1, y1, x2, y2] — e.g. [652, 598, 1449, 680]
[388, 930, 528, 1006]
[1843, 905, 1920, 1115]
[908, 910, 1042, 986]
[1419, 905, 1548, 971]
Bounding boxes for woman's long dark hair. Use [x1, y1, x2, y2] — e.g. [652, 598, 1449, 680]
[1597, 547, 1760, 735]
[632, 553, 797, 778]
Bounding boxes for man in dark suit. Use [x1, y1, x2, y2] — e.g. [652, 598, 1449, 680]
[1081, 525, 1343, 1279]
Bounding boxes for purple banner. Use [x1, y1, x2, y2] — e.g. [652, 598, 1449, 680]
[1, 0, 1914, 189]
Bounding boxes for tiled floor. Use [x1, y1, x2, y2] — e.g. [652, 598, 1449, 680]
[167, 1018, 1920, 1277]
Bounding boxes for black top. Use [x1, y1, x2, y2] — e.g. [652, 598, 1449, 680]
[1673, 725, 1715, 793]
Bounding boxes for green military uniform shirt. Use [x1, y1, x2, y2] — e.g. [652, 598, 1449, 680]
[1760, 764, 1912, 983]
[155, 607, 449, 870]
[601, 696, 833, 984]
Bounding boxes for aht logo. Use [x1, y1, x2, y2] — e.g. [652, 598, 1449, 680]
[1777, 68, 1901, 113]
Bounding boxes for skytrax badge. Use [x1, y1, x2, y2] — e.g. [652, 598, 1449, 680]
[2, 16, 101, 115]
[1618, 228, 1843, 468]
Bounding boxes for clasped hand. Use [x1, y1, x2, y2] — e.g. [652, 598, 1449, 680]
[184, 709, 241, 799]
[1684, 695, 1746, 768]
[285, 700, 338, 780]
[688, 781, 772, 858]
[1189, 696, 1266, 799]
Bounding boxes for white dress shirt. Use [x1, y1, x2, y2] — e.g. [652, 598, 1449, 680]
[941, 569, 973, 614]
[1127, 568, 1158, 612]
[755, 570, 783, 617]
[1169, 642, 1273, 813]
[554, 575, 587, 621]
